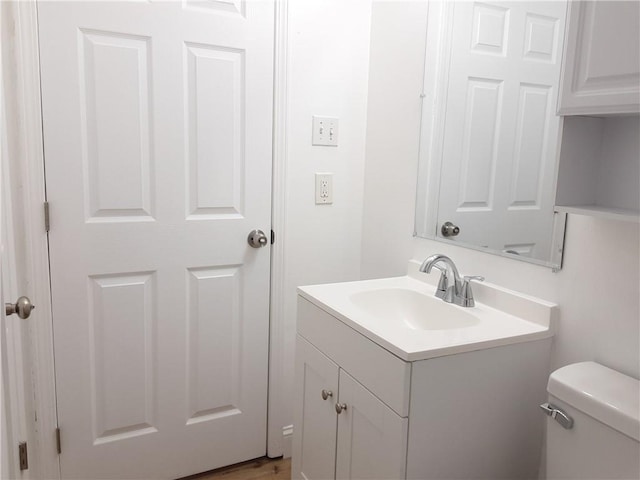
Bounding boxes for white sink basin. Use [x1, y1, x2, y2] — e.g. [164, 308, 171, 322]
[349, 288, 479, 330]
[298, 270, 556, 361]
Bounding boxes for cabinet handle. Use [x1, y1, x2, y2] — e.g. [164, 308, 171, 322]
[321, 389, 333, 401]
[335, 403, 347, 414]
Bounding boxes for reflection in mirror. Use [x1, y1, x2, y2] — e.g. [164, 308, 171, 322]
[415, 0, 568, 269]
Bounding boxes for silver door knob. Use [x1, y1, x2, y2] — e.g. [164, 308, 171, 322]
[321, 389, 333, 400]
[441, 221, 460, 237]
[5, 296, 35, 319]
[247, 229, 268, 248]
[335, 403, 347, 414]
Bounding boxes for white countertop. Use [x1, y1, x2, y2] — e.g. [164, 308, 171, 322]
[298, 273, 557, 362]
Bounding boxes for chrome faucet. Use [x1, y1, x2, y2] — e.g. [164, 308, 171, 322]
[419, 254, 484, 307]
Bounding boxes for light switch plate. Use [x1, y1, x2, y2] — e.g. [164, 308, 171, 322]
[312, 116, 339, 146]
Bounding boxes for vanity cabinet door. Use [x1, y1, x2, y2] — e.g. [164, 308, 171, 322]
[559, 0, 640, 114]
[293, 336, 340, 480]
[335, 371, 408, 480]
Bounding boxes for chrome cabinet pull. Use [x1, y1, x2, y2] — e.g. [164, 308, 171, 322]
[321, 389, 333, 401]
[335, 403, 347, 414]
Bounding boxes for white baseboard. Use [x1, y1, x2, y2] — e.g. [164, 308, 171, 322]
[282, 425, 293, 459]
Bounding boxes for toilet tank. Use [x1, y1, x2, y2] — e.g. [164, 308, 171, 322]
[545, 362, 640, 480]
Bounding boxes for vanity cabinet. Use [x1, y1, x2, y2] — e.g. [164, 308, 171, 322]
[293, 295, 552, 480]
[558, 0, 640, 115]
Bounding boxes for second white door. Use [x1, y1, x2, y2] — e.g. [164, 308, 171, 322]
[37, 1, 274, 478]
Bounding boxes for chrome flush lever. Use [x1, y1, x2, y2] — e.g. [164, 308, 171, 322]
[540, 403, 574, 429]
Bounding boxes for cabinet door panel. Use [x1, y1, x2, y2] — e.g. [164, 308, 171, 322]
[293, 336, 339, 480]
[336, 371, 408, 480]
[559, 0, 640, 114]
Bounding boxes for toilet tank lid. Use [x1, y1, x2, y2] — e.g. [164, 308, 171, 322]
[548, 362, 639, 442]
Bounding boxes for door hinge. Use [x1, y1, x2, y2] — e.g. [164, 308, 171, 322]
[18, 442, 28, 470]
[55, 427, 61, 454]
[271, 229, 275, 245]
[44, 201, 50, 232]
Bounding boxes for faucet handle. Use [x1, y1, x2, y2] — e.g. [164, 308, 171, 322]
[457, 276, 485, 307]
[432, 265, 449, 299]
[463, 275, 485, 284]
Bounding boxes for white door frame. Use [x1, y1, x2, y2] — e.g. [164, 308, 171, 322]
[6, 0, 290, 475]
[268, 0, 291, 459]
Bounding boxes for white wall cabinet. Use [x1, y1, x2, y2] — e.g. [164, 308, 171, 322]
[293, 297, 552, 480]
[558, 0, 640, 115]
[555, 1, 639, 222]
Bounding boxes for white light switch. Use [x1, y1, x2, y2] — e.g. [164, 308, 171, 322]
[315, 173, 333, 204]
[312, 116, 339, 146]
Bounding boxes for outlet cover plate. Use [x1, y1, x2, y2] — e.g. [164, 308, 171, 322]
[315, 173, 333, 204]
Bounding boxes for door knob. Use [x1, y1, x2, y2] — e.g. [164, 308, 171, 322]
[441, 221, 460, 237]
[5, 296, 35, 319]
[247, 229, 268, 248]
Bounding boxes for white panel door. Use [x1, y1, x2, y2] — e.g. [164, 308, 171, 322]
[0, 180, 29, 480]
[1, 49, 36, 480]
[436, 1, 566, 258]
[335, 371, 408, 480]
[37, 1, 274, 478]
[292, 336, 339, 480]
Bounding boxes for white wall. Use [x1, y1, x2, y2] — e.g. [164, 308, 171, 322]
[281, 0, 373, 435]
[361, 1, 640, 381]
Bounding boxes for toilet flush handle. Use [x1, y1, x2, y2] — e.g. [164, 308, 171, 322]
[540, 403, 574, 429]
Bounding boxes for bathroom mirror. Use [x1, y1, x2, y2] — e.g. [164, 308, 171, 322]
[414, 0, 567, 269]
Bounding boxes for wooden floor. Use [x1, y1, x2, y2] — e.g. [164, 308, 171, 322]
[180, 457, 291, 480]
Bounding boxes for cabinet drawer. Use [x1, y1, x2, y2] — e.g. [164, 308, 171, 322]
[297, 296, 411, 417]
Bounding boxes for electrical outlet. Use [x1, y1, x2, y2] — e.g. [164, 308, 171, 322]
[315, 173, 333, 204]
[312, 116, 339, 146]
